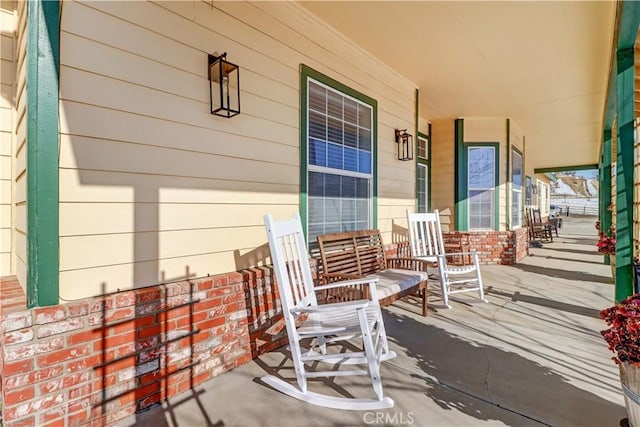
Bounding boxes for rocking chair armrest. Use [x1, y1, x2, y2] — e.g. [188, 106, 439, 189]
[314, 276, 380, 292]
[291, 299, 370, 314]
[439, 251, 479, 258]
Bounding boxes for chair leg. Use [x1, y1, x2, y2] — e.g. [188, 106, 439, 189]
[440, 279, 450, 309]
[438, 263, 451, 308]
[358, 309, 384, 401]
[288, 337, 308, 393]
[472, 254, 488, 303]
[421, 285, 428, 316]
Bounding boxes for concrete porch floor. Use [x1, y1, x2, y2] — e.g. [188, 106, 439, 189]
[133, 215, 625, 427]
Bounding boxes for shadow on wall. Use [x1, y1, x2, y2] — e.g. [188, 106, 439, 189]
[233, 243, 271, 271]
[382, 310, 625, 426]
[68, 137, 296, 296]
[93, 280, 204, 424]
[86, 268, 285, 424]
[391, 220, 408, 244]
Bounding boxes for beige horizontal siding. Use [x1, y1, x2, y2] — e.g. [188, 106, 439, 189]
[59, 135, 299, 185]
[59, 203, 297, 237]
[430, 119, 455, 224]
[59, 0, 417, 297]
[60, 225, 270, 271]
[60, 250, 242, 300]
[0, 204, 9, 228]
[0, 0, 15, 277]
[13, 0, 25, 287]
[59, 169, 297, 204]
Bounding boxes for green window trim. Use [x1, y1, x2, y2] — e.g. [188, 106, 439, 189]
[506, 119, 510, 230]
[510, 146, 524, 229]
[415, 130, 431, 212]
[26, 0, 60, 307]
[457, 141, 500, 231]
[299, 64, 378, 241]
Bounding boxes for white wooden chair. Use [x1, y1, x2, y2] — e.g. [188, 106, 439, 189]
[262, 213, 396, 410]
[406, 210, 487, 308]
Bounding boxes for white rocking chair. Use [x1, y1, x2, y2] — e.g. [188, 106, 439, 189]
[262, 213, 396, 410]
[406, 210, 487, 308]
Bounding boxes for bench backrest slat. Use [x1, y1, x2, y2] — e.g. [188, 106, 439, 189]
[317, 230, 388, 281]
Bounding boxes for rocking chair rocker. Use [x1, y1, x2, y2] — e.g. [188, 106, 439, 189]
[262, 213, 396, 410]
[407, 210, 487, 308]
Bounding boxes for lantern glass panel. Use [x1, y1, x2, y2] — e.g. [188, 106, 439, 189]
[209, 55, 240, 117]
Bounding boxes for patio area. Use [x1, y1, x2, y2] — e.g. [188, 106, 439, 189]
[133, 215, 625, 427]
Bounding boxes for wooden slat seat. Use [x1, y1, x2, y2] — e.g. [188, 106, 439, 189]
[316, 229, 429, 316]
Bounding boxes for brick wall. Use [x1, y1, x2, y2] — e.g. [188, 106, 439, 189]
[392, 229, 529, 265]
[0, 269, 286, 426]
[442, 228, 529, 264]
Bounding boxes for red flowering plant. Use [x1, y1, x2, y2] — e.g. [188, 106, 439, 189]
[600, 294, 640, 365]
[595, 220, 616, 255]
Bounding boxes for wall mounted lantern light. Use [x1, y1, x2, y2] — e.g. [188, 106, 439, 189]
[208, 52, 240, 118]
[395, 129, 413, 161]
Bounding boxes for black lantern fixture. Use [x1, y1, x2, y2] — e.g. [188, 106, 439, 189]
[395, 129, 413, 161]
[208, 52, 240, 118]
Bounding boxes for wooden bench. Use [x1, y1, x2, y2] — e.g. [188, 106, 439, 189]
[316, 229, 429, 316]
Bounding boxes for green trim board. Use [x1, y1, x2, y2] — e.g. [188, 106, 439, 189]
[600, 129, 612, 266]
[414, 88, 419, 211]
[299, 66, 309, 235]
[615, 46, 635, 302]
[428, 123, 432, 211]
[506, 119, 510, 230]
[26, 0, 60, 307]
[298, 64, 378, 239]
[534, 164, 599, 174]
[454, 119, 464, 229]
[511, 145, 524, 229]
[416, 131, 431, 212]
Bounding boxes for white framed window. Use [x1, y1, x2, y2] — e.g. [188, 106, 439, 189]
[468, 146, 496, 230]
[511, 149, 523, 228]
[306, 78, 374, 243]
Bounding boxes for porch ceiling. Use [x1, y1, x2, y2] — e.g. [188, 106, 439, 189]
[299, 1, 616, 171]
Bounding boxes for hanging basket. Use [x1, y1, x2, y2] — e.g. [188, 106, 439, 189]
[620, 362, 640, 427]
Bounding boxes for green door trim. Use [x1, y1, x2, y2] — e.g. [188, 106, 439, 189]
[26, 0, 60, 307]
